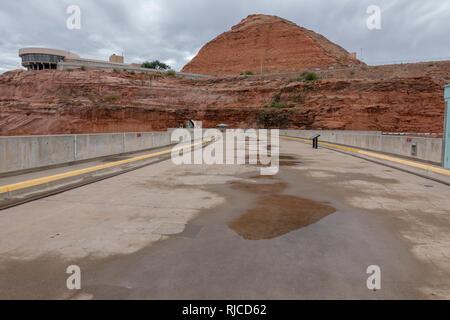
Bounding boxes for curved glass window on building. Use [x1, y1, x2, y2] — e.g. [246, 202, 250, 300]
[19, 48, 82, 71]
[20, 53, 65, 70]
[21, 54, 64, 64]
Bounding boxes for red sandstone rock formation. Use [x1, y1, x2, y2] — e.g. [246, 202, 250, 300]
[1, 13, 448, 136]
[0, 67, 447, 135]
[182, 14, 362, 76]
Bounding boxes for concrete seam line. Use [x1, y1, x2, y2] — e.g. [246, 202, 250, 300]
[280, 135, 450, 177]
[0, 138, 213, 195]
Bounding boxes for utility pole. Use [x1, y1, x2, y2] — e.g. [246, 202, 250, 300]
[260, 56, 263, 75]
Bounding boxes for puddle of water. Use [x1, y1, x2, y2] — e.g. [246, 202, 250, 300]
[228, 194, 336, 240]
[231, 181, 287, 194]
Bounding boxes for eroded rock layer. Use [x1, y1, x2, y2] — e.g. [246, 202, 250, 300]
[0, 66, 447, 135]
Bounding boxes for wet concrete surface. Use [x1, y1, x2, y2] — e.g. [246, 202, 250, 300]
[72, 168, 427, 299]
[228, 181, 335, 240]
[1, 139, 449, 299]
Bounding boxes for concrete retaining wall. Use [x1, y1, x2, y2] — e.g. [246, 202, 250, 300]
[280, 130, 443, 165]
[0, 131, 172, 174]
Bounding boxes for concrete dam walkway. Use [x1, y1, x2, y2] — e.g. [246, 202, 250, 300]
[0, 138, 449, 299]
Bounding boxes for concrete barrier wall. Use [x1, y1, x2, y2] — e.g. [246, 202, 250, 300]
[0, 131, 172, 174]
[0, 135, 76, 174]
[1, 129, 443, 174]
[280, 130, 443, 165]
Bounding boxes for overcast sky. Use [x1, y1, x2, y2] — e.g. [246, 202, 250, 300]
[0, 0, 449, 73]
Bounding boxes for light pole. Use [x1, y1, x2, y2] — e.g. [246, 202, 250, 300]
[444, 84, 450, 169]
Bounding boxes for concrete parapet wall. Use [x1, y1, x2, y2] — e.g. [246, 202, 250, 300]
[0, 131, 172, 174]
[280, 130, 443, 165]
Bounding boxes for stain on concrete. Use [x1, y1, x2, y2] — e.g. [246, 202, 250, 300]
[279, 155, 297, 160]
[0, 254, 76, 299]
[307, 169, 400, 185]
[280, 160, 302, 166]
[279, 154, 307, 167]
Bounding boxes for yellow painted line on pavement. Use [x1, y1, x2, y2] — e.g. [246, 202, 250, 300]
[280, 135, 450, 177]
[0, 138, 213, 195]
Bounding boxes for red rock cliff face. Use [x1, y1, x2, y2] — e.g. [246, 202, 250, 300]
[1, 14, 447, 136]
[182, 14, 361, 76]
[0, 69, 446, 135]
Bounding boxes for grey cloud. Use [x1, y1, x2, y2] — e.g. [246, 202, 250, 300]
[0, 0, 449, 73]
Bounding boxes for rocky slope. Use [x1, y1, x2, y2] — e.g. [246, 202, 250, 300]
[182, 14, 361, 76]
[0, 68, 446, 135]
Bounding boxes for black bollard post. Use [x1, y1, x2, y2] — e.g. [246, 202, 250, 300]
[311, 134, 320, 149]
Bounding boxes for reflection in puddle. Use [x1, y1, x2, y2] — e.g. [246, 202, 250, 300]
[228, 194, 336, 240]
